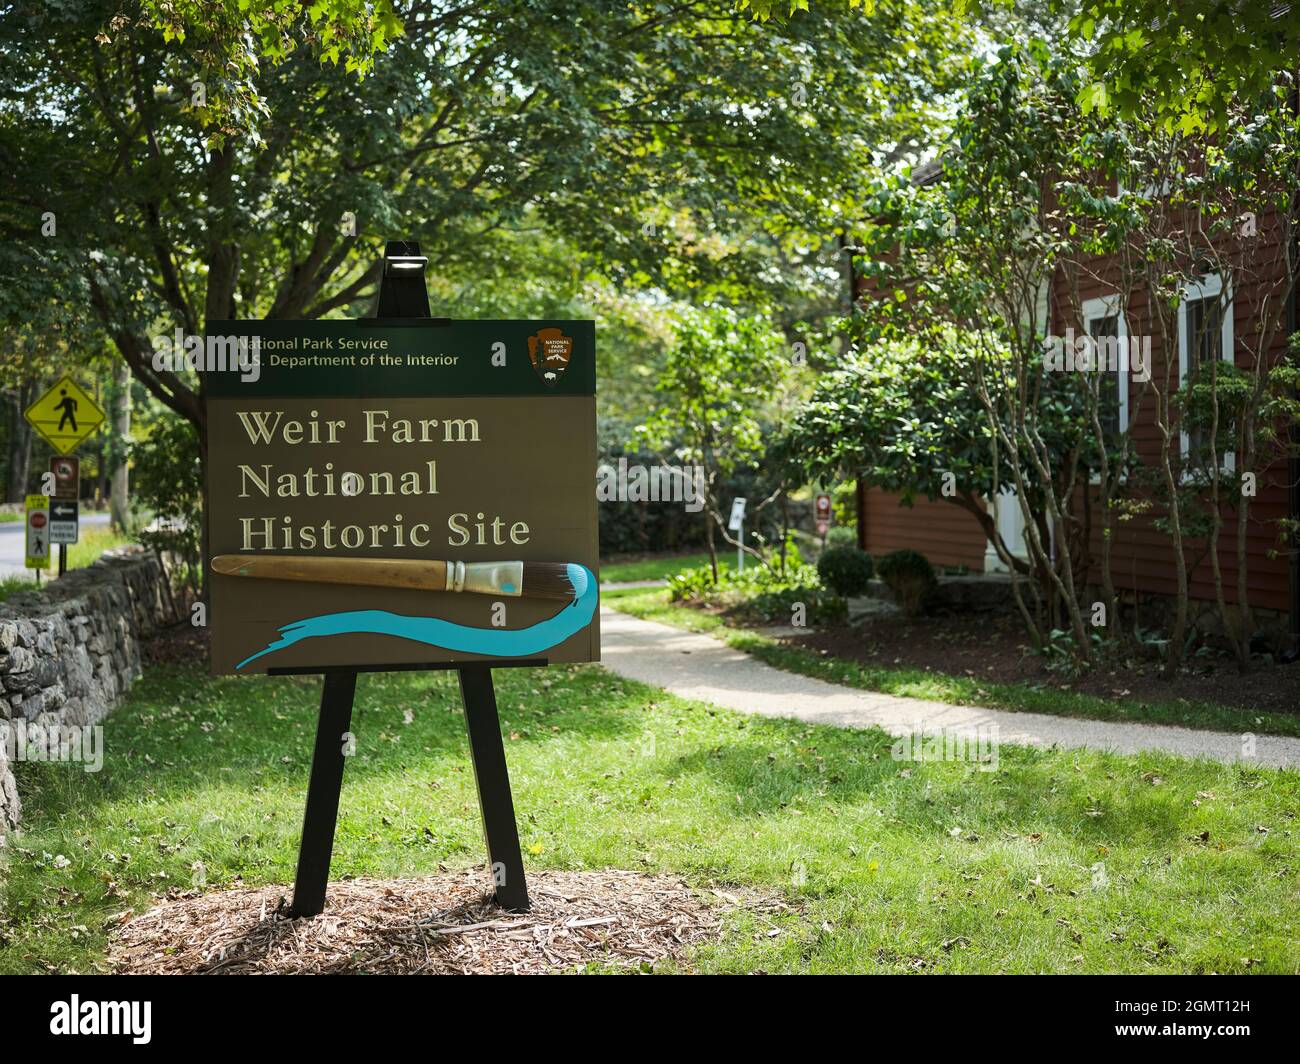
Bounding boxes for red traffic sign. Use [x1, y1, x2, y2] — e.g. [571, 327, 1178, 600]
[814, 492, 832, 519]
[30, 512, 47, 529]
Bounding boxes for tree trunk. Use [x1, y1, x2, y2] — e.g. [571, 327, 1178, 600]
[779, 490, 790, 576]
[5, 382, 35, 504]
[96, 440, 108, 507]
[704, 506, 719, 583]
[109, 361, 131, 532]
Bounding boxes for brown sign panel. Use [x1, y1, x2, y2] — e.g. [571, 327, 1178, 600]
[49, 455, 79, 500]
[203, 320, 598, 675]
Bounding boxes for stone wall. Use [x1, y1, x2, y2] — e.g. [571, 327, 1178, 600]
[0, 548, 179, 834]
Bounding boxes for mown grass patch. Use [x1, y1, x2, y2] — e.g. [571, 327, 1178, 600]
[2, 661, 1297, 973]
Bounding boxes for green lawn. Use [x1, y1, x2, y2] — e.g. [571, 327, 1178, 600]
[604, 588, 1300, 738]
[601, 551, 735, 583]
[67, 525, 134, 569]
[2, 661, 1297, 973]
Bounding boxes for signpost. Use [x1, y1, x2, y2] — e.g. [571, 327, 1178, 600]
[25, 494, 50, 580]
[815, 491, 832, 541]
[205, 240, 599, 916]
[728, 497, 747, 573]
[48, 456, 81, 574]
[25, 402, 97, 579]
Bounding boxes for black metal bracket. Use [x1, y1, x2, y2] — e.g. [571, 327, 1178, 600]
[286, 239, 531, 917]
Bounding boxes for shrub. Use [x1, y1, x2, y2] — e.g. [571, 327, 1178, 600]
[876, 549, 936, 616]
[666, 557, 847, 625]
[825, 525, 857, 548]
[131, 413, 203, 592]
[666, 564, 723, 602]
[816, 545, 873, 597]
[738, 585, 847, 626]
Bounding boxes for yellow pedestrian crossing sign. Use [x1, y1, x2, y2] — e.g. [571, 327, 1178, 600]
[24, 376, 107, 455]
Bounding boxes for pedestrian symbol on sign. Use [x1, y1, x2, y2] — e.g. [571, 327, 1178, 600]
[54, 388, 79, 432]
[25, 494, 51, 570]
[24, 376, 106, 455]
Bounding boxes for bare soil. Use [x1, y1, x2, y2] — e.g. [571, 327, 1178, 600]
[787, 610, 1300, 716]
[141, 621, 208, 667]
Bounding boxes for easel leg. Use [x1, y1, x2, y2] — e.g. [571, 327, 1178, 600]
[458, 666, 530, 912]
[289, 671, 358, 917]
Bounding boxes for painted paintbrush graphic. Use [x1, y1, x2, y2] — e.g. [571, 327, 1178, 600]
[210, 554, 579, 602]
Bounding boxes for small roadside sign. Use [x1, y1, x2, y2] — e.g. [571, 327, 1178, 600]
[49, 455, 80, 500]
[50, 499, 79, 545]
[814, 492, 832, 521]
[25, 494, 50, 569]
[24, 377, 106, 455]
[728, 497, 747, 532]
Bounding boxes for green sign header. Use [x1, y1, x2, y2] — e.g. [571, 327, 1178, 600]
[203, 319, 596, 398]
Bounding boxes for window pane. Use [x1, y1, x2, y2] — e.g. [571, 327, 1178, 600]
[1087, 314, 1121, 445]
[1188, 297, 1222, 372]
[1185, 295, 1223, 460]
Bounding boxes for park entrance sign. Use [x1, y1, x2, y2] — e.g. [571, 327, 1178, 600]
[204, 243, 596, 918]
[205, 319, 599, 675]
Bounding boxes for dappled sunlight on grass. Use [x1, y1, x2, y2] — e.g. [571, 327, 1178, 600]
[2, 660, 1297, 974]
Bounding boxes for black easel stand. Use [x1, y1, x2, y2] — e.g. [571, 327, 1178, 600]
[283, 240, 530, 917]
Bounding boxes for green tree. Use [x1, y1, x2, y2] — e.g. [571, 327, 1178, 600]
[3, 0, 965, 450]
[639, 306, 791, 580]
[131, 408, 204, 593]
[137, 0, 404, 143]
[780, 332, 1035, 573]
[853, 42, 1121, 657]
[1068, 1, 1300, 134]
[1111, 96, 1300, 671]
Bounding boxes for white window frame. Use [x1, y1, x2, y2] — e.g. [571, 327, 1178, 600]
[1080, 293, 1129, 485]
[1081, 293, 1129, 429]
[1177, 272, 1235, 474]
[983, 487, 1027, 574]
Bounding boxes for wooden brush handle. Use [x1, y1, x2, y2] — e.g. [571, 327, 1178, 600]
[212, 554, 447, 592]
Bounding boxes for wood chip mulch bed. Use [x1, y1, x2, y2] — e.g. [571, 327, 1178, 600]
[109, 870, 763, 975]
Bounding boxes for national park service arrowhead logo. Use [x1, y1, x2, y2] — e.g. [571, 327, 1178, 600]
[526, 327, 573, 387]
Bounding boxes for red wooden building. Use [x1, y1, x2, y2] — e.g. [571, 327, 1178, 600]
[852, 172, 1298, 648]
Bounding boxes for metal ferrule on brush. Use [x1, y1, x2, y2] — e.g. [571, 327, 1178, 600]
[446, 560, 524, 596]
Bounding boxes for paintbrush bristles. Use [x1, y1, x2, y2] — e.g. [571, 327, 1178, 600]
[521, 562, 577, 601]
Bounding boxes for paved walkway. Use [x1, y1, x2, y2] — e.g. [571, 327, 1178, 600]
[599, 606, 1300, 770]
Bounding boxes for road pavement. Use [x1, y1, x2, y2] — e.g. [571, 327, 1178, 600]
[0, 511, 112, 579]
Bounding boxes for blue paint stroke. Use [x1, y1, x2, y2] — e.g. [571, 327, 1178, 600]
[237, 563, 594, 669]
